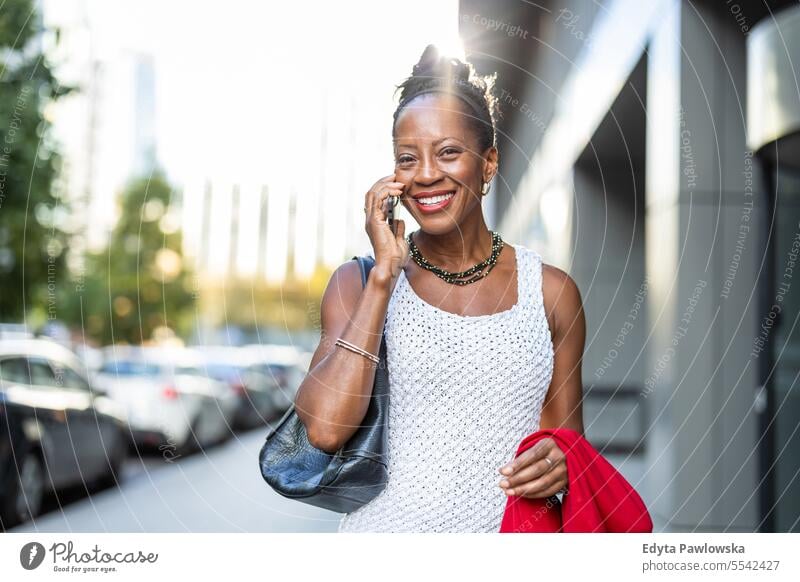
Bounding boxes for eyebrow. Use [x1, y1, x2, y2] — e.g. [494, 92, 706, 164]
[393, 137, 464, 149]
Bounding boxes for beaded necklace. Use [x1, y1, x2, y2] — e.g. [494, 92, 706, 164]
[406, 230, 505, 286]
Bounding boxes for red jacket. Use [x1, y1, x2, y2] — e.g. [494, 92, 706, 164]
[499, 428, 653, 533]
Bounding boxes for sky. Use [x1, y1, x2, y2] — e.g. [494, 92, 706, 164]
[44, 0, 463, 282]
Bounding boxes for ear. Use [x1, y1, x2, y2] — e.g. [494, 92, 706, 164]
[482, 146, 499, 182]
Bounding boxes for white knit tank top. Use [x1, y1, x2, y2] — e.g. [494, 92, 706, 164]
[337, 243, 555, 533]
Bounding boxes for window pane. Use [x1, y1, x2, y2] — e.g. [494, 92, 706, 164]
[99, 361, 160, 376]
[28, 359, 59, 387]
[51, 362, 91, 391]
[0, 358, 31, 384]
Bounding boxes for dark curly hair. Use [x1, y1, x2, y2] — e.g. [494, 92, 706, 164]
[392, 44, 501, 152]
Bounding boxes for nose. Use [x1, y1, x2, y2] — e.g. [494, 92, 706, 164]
[413, 153, 445, 186]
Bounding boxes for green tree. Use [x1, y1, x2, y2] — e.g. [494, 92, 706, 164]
[0, 0, 71, 321]
[77, 173, 196, 345]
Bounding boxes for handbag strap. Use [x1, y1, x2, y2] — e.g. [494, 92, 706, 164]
[332, 253, 385, 460]
[351, 254, 375, 286]
[263, 254, 382, 448]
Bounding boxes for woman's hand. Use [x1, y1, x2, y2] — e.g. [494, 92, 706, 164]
[497, 437, 568, 499]
[365, 174, 409, 281]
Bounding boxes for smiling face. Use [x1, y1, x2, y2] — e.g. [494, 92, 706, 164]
[393, 92, 498, 233]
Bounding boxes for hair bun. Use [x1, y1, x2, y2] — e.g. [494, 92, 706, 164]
[412, 44, 441, 77]
[393, 44, 501, 151]
[411, 44, 471, 84]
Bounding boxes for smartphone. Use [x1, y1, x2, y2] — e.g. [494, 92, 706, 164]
[387, 194, 399, 235]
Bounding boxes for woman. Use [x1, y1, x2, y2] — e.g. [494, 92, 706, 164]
[294, 44, 587, 533]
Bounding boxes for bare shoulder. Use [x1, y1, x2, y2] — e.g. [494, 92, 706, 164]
[321, 258, 364, 314]
[303, 259, 365, 372]
[541, 262, 580, 299]
[540, 261, 584, 334]
[328, 258, 364, 290]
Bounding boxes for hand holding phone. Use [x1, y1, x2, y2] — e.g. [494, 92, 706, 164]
[364, 175, 408, 282]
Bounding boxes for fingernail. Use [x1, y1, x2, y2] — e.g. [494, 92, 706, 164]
[499, 479, 509, 488]
[505, 489, 515, 496]
[500, 465, 512, 475]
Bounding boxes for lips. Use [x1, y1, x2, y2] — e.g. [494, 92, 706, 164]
[412, 189, 456, 214]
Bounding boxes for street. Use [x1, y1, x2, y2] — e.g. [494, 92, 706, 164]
[10, 428, 342, 533]
[9, 424, 661, 533]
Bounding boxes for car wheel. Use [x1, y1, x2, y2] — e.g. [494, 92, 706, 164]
[178, 415, 202, 457]
[2, 451, 45, 529]
[94, 435, 127, 491]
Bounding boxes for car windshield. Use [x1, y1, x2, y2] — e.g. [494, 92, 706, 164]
[174, 366, 205, 377]
[204, 363, 245, 382]
[99, 361, 160, 376]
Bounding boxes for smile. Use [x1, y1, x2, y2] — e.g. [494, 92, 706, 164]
[414, 190, 456, 214]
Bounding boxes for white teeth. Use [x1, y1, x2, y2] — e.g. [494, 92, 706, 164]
[417, 192, 454, 205]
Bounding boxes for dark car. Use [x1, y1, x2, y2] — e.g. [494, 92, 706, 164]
[193, 346, 282, 430]
[0, 339, 130, 529]
[242, 344, 307, 413]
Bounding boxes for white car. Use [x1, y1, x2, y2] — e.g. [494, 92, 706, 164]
[93, 346, 237, 455]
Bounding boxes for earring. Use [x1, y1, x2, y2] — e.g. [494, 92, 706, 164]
[481, 180, 491, 196]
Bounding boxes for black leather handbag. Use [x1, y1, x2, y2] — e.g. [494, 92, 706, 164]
[258, 255, 389, 513]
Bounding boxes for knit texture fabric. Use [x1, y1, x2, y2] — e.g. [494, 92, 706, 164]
[337, 243, 555, 532]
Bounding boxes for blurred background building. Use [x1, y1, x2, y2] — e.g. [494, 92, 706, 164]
[459, 0, 799, 532]
[37, 0, 467, 347]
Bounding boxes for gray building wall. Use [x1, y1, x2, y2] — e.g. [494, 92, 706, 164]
[461, 0, 798, 531]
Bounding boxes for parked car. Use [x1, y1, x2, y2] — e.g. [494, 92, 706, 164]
[73, 343, 103, 375]
[0, 339, 130, 529]
[192, 346, 283, 429]
[242, 344, 306, 412]
[93, 346, 237, 454]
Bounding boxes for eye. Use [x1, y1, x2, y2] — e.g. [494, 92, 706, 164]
[396, 154, 415, 166]
[440, 147, 461, 157]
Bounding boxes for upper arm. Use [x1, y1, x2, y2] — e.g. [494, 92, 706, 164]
[539, 263, 586, 435]
[305, 259, 364, 373]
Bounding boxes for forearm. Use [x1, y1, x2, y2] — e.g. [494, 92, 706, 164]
[295, 268, 394, 452]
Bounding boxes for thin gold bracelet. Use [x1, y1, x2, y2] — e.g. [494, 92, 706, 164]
[335, 338, 380, 364]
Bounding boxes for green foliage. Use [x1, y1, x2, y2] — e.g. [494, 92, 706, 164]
[75, 172, 197, 345]
[0, 0, 194, 344]
[0, 0, 70, 321]
[0, 0, 35, 49]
